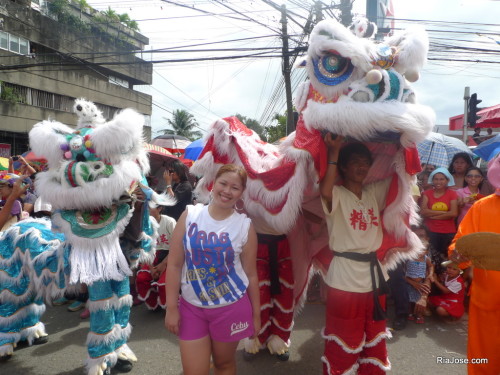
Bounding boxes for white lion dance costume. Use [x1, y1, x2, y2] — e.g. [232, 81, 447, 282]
[192, 18, 434, 372]
[0, 99, 169, 375]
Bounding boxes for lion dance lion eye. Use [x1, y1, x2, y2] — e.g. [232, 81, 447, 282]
[313, 53, 353, 86]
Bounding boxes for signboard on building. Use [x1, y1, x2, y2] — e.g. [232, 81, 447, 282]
[0, 143, 11, 157]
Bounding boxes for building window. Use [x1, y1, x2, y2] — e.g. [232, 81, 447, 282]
[19, 38, 29, 55]
[0, 31, 8, 50]
[0, 31, 30, 55]
[109, 75, 129, 88]
[9, 35, 19, 53]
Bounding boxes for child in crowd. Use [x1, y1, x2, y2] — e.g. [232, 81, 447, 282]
[405, 227, 434, 324]
[0, 173, 24, 231]
[428, 260, 465, 321]
[135, 203, 176, 310]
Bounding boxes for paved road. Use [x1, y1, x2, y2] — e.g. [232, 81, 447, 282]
[2, 300, 468, 375]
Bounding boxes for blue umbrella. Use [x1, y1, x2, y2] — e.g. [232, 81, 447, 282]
[417, 132, 472, 169]
[184, 138, 205, 161]
[473, 134, 500, 161]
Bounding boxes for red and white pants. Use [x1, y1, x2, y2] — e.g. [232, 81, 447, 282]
[135, 265, 166, 310]
[322, 287, 391, 375]
[256, 235, 294, 346]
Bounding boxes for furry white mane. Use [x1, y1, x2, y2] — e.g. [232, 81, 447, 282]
[29, 100, 148, 210]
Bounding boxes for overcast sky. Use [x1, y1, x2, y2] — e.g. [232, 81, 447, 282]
[87, 0, 500, 138]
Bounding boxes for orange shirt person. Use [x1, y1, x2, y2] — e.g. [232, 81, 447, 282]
[449, 156, 500, 375]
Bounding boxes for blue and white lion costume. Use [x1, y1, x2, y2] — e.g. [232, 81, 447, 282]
[0, 99, 173, 375]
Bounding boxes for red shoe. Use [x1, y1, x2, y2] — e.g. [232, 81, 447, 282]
[415, 316, 425, 324]
[407, 314, 415, 321]
[80, 308, 90, 319]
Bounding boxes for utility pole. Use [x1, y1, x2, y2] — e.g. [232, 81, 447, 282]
[281, 4, 294, 135]
[315, 1, 323, 23]
[339, 0, 352, 27]
[463, 86, 470, 144]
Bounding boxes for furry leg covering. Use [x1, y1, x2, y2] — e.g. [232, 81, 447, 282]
[85, 278, 136, 375]
[252, 235, 294, 356]
[0, 219, 68, 359]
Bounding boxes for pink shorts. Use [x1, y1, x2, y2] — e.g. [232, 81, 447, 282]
[179, 294, 254, 342]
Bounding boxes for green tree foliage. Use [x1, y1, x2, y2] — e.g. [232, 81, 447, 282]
[103, 7, 119, 22]
[266, 113, 287, 144]
[234, 114, 267, 141]
[161, 110, 203, 141]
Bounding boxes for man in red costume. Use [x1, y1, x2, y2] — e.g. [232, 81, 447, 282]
[319, 135, 392, 375]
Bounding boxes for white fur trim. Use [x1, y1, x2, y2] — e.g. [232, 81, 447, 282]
[0, 321, 48, 347]
[51, 210, 133, 285]
[363, 329, 392, 348]
[0, 286, 33, 306]
[294, 81, 311, 112]
[294, 266, 316, 317]
[385, 26, 428, 79]
[358, 357, 391, 372]
[0, 303, 46, 329]
[380, 151, 425, 269]
[29, 120, 73, 169]
[258, 320, 272, 336]
[191, 119, 315, 233]
[278, 277, 294, 290]
[87, 295, 132, 313]
[36, 161, 142, 211]
[321, 328, 364, 354]
[260, 302, 273, 311]
[270, 316, 294, 332]
[86, 323, 131, 347]
[321, 356, 359, 375]
[302, 100, 434, 147]
[91, 109, 145, 165]
[271, 299, 295, 314]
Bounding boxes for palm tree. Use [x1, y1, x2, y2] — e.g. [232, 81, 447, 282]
[161, 109, 203, 141]
[103, 7, 119, 22]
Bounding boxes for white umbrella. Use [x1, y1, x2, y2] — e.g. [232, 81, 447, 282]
[417, 132, 473, 168]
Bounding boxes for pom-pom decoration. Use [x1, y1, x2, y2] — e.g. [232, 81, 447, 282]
[365, 69, 383, 85]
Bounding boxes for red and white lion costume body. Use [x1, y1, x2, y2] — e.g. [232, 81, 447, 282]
[191, 19, 434, 361]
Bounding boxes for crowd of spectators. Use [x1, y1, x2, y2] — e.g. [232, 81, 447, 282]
[391, 151, 494, 331]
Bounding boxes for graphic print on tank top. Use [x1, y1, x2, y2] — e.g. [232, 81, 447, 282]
[184, 222, 247, 306]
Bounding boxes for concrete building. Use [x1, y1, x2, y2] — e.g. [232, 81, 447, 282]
[0, 0, 152, 156]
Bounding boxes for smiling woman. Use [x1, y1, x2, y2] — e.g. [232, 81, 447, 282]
[420, 168, 459, 273]
[165, 163, 260, 375]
